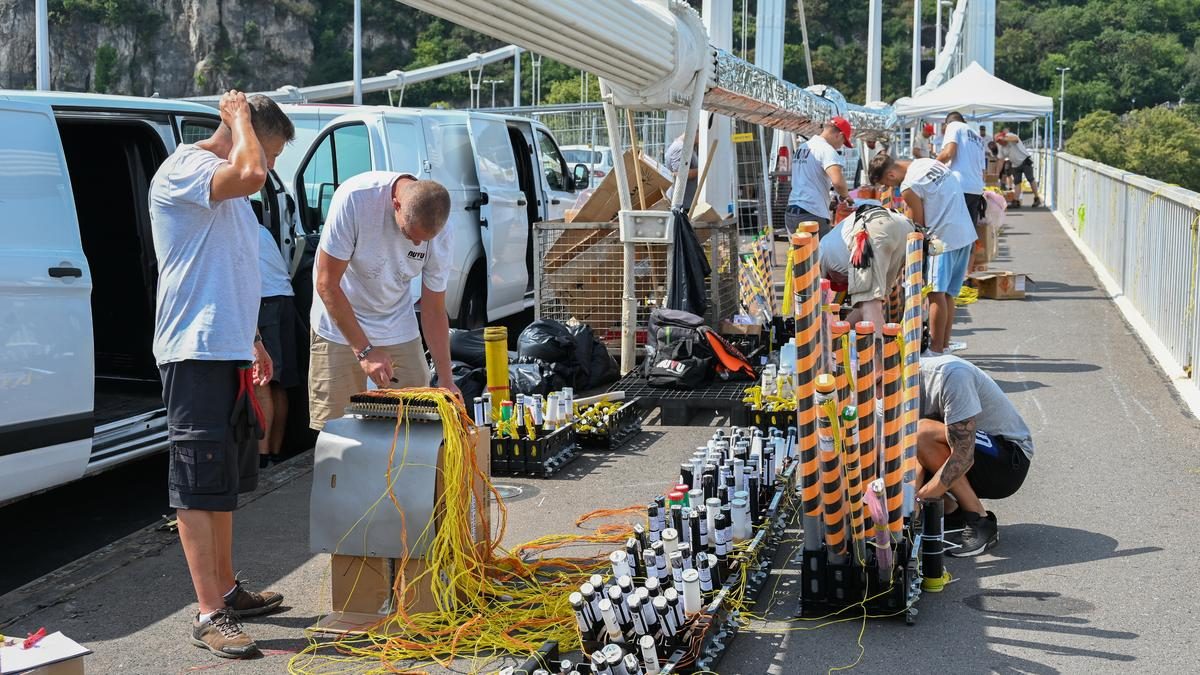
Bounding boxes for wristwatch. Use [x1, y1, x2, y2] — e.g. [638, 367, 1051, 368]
[355, 344, 374, 361]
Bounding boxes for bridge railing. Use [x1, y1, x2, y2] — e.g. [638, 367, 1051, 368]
[1040, 149, 1200, 398]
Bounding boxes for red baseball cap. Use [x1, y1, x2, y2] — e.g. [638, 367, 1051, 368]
[923, 123, 934, 136]
[830, 116, 853, 144]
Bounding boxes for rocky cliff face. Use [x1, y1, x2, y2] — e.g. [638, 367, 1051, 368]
[0, 0, 320, 97]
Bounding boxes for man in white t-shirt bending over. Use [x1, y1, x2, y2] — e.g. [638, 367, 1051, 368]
[309, 172, 459, 430]
[996, 132, 1043, 207]
[785, 116, 854, 236]
[817, 201, 915, 327]
[868, 154, 977, 355]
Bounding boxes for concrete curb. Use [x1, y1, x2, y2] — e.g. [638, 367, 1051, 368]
[0, 452, 314, 629]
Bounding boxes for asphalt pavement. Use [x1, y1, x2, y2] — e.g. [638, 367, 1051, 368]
[3, 204, 1198, 674]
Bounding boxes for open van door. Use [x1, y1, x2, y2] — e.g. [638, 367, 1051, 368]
[0, 100, 94, 502]
[466, 113, 529, 320]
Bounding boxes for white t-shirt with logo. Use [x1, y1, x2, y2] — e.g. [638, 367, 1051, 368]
[787, 135, 841, 220]
[900, 158, 976, 252]
[940, 121, 986, 195]
[311, 171, 453, 346]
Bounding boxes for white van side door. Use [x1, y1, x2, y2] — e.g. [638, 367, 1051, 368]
[532, 125, 576, 222]
[466, 113, 528, 319]
[0, 101, 94, 503]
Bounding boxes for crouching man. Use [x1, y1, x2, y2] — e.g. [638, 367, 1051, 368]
[916, 354, 1034, 557]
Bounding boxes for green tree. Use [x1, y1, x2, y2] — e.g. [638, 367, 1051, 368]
[1064, 111, 1125, 167]
[93, 44, 118, 93]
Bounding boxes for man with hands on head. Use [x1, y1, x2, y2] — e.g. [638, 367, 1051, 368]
[149, 90, 295, 659]
[308, 170, 458, 431]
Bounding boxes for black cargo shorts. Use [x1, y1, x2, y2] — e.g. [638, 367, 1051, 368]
[160, 360, 259, 511]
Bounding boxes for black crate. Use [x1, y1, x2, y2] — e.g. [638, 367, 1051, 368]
[798, 537, 917, 623]
[576, 400, 644, 450]
[746, 406, 797, 435]
[609, 373, 753, 426]
[522, 424, 578, 477]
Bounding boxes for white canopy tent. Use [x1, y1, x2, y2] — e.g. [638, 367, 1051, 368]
[893, 62, 1052, 122]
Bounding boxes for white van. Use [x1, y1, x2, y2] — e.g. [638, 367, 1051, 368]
[0, 92, 585, 503]
[0, 91, 301, 504]
[275, 104, 586, 328]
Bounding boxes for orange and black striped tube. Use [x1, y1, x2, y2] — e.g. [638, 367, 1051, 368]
[901, 233, 925, 517]
[791, 233, 822, 518]
[816, 374, 848, 560]
[841, 404, 867, 563]
[881, 323, 904, 536]
[830, 320, 852, 415]
[855, 321, 878, 514]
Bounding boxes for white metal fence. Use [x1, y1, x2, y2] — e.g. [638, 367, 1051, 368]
[1044, 150, 1200, 397]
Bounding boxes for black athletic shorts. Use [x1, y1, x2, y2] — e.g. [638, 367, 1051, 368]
[966, 431, 1030, 499]
[160, 360, 259, 511]
[1010, 158, 1036, 185]
[258, 295, 300, 389]
[784, 206, 832, 237]
[963, 193, 987, 227]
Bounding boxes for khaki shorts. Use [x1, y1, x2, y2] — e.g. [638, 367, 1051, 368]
[846, 212, 914, 306]
[308, 332, 429, 430]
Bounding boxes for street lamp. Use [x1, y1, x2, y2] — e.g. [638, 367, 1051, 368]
[1056, 66, 1070, 150]
[483, 79, 505, 108]
[935, 0, 952, 58]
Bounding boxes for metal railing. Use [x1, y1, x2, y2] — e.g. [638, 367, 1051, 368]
[1044, 150, 1200, 395]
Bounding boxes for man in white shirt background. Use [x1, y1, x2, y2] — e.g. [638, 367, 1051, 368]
[308, 171, 459, 431]
[869, 154, 977, 355]
[785, 116, 855, 236]
[996, 132, 1044, 207]
[911, 123, 935, 159]
[937, 111, 988, 231]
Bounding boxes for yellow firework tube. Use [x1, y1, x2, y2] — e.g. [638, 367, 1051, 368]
[901, 233, 925, 517]
[816, 374, 848, 561]
[882, 323, 904, 536]
[483, 326, 510, 423]
[791, 233, 822, 519]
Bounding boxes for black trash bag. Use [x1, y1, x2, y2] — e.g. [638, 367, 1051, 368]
[665, 208, 711, 317]
[569, 323, 619, 389]
[448, 328, 487, 368]
[516, 355, 577, 393]
[430, 360, 487, 402]
[510, 362, 551, 396]
[517, 319, 576, 363]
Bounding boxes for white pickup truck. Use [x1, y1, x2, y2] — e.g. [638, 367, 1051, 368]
[0, 91, 585, 503]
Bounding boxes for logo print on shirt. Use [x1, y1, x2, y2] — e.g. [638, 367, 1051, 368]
[407, 250, 426, 260]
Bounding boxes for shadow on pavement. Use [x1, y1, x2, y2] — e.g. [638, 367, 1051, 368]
[969, 354, 1102, 375]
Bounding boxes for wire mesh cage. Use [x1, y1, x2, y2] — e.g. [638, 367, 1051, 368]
[534, 220, 739, 355]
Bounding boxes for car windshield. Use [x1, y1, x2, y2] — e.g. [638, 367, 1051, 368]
[562, 148, 601, 164]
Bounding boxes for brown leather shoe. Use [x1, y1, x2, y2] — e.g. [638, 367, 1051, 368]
[225, 579, 284, 618]
[191, 609, 259, 659]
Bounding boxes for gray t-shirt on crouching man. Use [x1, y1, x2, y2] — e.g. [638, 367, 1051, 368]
[919, 354, 1035, 459]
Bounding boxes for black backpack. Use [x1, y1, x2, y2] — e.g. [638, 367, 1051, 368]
[644, 309, 713, 388]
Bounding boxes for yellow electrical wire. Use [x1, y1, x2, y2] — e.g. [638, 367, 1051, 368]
[288, 389, 635, 675]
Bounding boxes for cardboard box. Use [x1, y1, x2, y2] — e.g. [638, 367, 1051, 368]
[568, 150, 674, 223]
[970, 223, 993, 273]
[0, 631, 90, 675]
[719, 319, 763, 336]
[969, 270, 1029, 300]
[312, 426, 491, 635]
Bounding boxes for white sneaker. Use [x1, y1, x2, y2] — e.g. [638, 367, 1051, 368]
[921, 349, 943, 358]
[947, 341, 968, 352]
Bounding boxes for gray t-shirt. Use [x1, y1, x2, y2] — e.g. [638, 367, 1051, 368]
[665, 137, 698, 208]
[919, 354, 1034, 458]
[150, 144, 260, 365]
